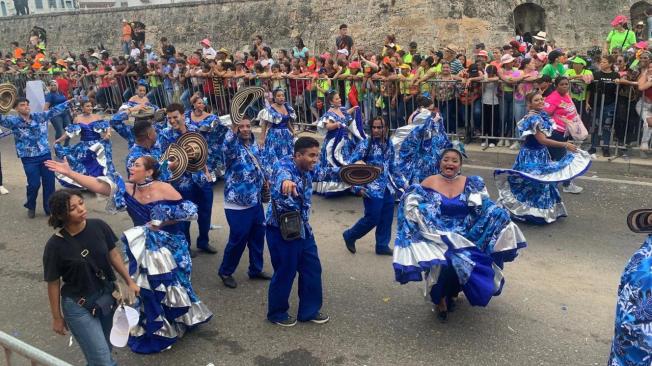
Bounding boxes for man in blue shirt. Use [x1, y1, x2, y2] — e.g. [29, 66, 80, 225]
[125, 119, 164, 176]
[44, 81, 72, 145]
[0, 97, 70, 218]
[266, 137, 339, 327]
[217, 118, 271, 289]
[343, 116, 407, 255]
[159, 103, 217, 255]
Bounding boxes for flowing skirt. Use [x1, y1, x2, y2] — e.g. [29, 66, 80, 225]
[313, 128, 353, 197]
[494, 147, 591, 224]
[122, 226, 213, 354]
[262, 127, 294, 177]
[54, 140, 114, 189]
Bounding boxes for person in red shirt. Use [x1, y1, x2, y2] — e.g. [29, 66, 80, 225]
[54, 73, 70, 98]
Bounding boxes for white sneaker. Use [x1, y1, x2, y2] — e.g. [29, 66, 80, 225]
[509, 141, 520, 150]
[562, 182, 583, 194]
[496, 140, 504, 147]
[641, 144, 650, 151]
[481, 142, 487, 148]
[0, 186, 8, 195]
[488, 143, 496, 148]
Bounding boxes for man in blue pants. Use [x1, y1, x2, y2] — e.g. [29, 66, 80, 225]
[0, 97, 70, 218]
[266, 137, 339, 327]
[343, 116, 407, 255]
[218, 118, 272, 288]
[158, 103, 217, 255]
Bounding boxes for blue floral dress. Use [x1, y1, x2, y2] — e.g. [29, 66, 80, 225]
[493, 111, 592, 224]
[258, 103, 296, 178]
[186, 111, 226, 178]
[392, 177, 527, 308]
[98, 171, 213, 354]
[314, 107, 363, 196]
[54, 120, 115, 188]
[609, 235, 652, 366]
[393, 110, 452, 185]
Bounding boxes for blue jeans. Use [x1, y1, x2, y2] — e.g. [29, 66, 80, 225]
[181, 89, 192, 111]
[501, 92, 514, 137]
[513, 99, 527, 125]
[343, 188, 395, 251]
[61, 297, 117, 366]
[591, 103, 616, 150]
[266, 226, 322, 322]
[179, 182, 214, 249]
[20, 153, 55, 214]
[50, 111, 72, 146]
[121, 41, 130, 56]
[218, 204, 265, 277]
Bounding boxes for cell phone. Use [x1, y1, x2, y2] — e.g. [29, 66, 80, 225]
[394, 68, 399, 75]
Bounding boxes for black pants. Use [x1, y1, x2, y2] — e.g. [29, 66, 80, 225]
[548, 130, 570, 187]
[0, 151, 3, 186]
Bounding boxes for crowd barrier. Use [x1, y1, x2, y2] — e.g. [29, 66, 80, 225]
[1, 72, 648, 158]
[0, 330, 73, 366]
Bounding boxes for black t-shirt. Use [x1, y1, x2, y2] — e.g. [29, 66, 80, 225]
[336, 35, 353, 51]
[163, 44, 176, 58]
[590, 70, 619, 106]
[43, 219, 118, 298]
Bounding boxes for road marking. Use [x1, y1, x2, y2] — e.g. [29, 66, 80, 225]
[466, 164, 652, 187]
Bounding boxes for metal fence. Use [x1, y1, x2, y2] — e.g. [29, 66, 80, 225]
[3, 72, 650, 158]
[0, 331, 73, 366]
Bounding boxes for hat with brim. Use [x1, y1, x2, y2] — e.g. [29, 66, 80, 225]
[177, 132, 208, 172]
[611, 15, 628, 27]
[162, 143, 189, 181]
[627, 209, 652, 233]
[201, 38, 211, 47]
[339, 164, 382, 185]
[55, 59, 67, 67]
[636, 41, 649, 49]
[444, 44, 458, 53]
[533, 31, 547, 41]
[500, 54, 515, 64]
[110, 305, 139, 348]
[570, 56, 587, 66]
[217, 48, 229, 55]
[230, 86, 265, 126]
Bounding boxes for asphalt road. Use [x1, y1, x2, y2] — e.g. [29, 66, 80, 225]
[0, 130, 650, 366]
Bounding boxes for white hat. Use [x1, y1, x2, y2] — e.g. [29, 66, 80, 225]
[533, 31, 547, 41]
[109, 305, 139, 348]
[337, 48, 349, 56]
[90, 52, 101, 59]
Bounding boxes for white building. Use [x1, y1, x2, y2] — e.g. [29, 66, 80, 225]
[0, 0, 76, 17]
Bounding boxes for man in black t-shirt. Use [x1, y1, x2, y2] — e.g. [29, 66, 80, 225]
[335, 24, 353, 56]
[586, 55, 620, 156]
[161, 37, 175, 58]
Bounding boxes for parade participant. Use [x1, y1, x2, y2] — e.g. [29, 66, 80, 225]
[392, 148, 527, 322]
[45, 156, 213, 354]
[258, 88, 296, 177]
[217, 118, 272, 289]
[43, 188, 138, 366]
[342, 116, 406, 255]
[186, 95, 222, 179]
[266, 137, 340, 326]
[394, 96, 452, 185]
[609, 211, 652, 365]
[112, 82, 162, 147]
[314, 90, 362, 196]
[124, 119, 166, 178]
[159, 103, 218, 254]
[494, 91, 591, 224]
[0, 97, 71, 218]
[53, 99, 117, 188]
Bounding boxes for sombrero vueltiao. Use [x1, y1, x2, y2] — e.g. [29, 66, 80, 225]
[161, 143, 188, 181]
[339, 164, 382, 186]
[627, 209, 652, 233]
[176, 132, 208, 172]
[230, 86, 265, 125]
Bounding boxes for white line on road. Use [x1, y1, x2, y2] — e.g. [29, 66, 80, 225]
[465, 164, 652, 187]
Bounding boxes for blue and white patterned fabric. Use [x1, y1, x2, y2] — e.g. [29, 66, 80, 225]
[314, 107, 363, 195]
[124, 141, 171, 182]
[347, 137, 407, 199]
[0, 101, 70, 158]
[222, 129, 265, 207]
[96, 171, 212, 354]
[266, 156, 339, 239]
[393, 110, 452, 185]
[54, 120, 115, 188]
[258, 103, 296, 177]
[119, 100, 160, 114]
[392, 177, 527, 307]
[158, 124, 210, 190]
[493, 111, 591, 224]
[185, 111, 225, 177]
[609, 235, 652, 366]
[109, 111, 135, 147]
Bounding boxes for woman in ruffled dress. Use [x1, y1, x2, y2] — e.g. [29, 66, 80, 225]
[314, 90, 364, 196]
[393, 148, 527, 322]
[53, 99, 117, 189]
[493, 91, 592, 224]
[45, 155, 212, 354]
[258, 88, 296, 177]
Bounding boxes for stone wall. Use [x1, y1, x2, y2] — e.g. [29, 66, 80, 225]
[0, 0, 648, 56]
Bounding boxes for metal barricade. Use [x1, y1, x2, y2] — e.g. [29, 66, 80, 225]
[0, 330, 72, 366]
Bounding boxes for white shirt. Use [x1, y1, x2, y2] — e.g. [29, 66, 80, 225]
[130, 48, 141, 59]
[202, 47, 217, 59]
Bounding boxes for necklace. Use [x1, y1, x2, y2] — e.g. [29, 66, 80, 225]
[440, 173, 459, 182]
[136, 182, 153, 199]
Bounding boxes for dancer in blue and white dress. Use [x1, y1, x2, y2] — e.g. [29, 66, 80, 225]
[493, 91, 591, 224]
[258, 88, 296, 177]
[45, 155, 212, 354]
[111, 83, 162, 147]
[187, 95, 226, 180]
[314, 90, 365, 196]
[392, 96, 452, 185]
[53, 100, 118, 188]
[393, 148, 526, 322]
